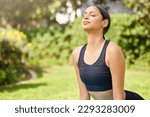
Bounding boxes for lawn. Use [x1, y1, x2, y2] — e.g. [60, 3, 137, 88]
[0, 65, 149, 100]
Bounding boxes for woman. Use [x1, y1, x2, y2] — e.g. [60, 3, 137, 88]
[72, 5, 144, 100]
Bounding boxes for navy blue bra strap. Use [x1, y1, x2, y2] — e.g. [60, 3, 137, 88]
[78, 44, 87, 66]
[101, 40, 110, 62]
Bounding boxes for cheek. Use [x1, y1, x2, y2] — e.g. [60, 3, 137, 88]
[93, 17, 102, 25]
[92, 19, 102, 28]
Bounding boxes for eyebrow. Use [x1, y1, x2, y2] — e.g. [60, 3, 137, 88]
[84, 11, 96, 14]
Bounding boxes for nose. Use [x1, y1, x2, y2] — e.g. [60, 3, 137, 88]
[84, 14, 89, 19]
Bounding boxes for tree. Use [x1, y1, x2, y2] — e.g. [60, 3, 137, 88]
[0, 0, 87, 28]
[0, 0, 123, 28]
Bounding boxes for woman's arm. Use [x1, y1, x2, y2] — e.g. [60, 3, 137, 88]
[106, 42, 126, 100]
[72, 47, 90, 100]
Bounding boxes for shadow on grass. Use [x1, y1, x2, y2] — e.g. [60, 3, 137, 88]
[0, 82, 48, 92]
[27, 65, 46, 79]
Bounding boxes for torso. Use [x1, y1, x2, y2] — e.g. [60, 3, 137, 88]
[77, 40, 113, 100]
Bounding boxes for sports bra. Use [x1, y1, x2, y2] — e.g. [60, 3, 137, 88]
[78, 40, 112, 91]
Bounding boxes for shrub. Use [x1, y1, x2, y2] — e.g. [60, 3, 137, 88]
[106, 14, 150, 68]
[26, 22, 86, 67]
[0, 27, 30, 85]
[129, 52, 150, 72]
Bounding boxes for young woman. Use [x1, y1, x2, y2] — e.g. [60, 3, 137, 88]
[72, 5, 144, 100]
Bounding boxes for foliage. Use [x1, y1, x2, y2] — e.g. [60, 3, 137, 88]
[113, 0, 150, 68]
[129, 52, 150, 72]
[27, 27, 69, 66]
[0, 0, 62, 27]
[106, 14, 150, 66]
[0, 0, 120, 28]
[25, 18, 86, 67]
[123, 0, 150, 35]
[0, 0, 84, 28]
[0, 27, 30, 85]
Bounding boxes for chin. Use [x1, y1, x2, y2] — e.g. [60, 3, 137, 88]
[83, 27, 96, 33]
[82, 26, 92, 31]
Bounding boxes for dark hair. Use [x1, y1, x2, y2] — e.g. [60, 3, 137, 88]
[94, 5, 111, 38]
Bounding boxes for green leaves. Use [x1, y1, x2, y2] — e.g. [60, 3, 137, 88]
[107, 13, 150, 69]
[0, 27, 30, 85]
[26, 18, 86, 66]
[0, 0, 83, 28]
[123, 0, 150, 37]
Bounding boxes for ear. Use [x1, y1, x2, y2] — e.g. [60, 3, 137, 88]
[102, 19, 109, 28]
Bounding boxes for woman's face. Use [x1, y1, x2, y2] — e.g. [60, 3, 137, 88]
[82, 6, 104, 32]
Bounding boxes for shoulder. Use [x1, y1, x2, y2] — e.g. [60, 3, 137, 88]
[107, 41, 123, 55]
[72, 46, 83, 56]
[106, 41, 125, 64]
[72, 45, 84, 64]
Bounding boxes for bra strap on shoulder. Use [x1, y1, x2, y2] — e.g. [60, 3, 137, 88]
[78, 44, 87, 66]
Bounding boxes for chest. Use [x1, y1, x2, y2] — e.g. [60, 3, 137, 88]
[79, 64, 111, 85]
[84, 49, 102, 65]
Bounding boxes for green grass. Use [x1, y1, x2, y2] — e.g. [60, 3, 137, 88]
[0, 65, 149, 100]
[125, 70, 150, 99]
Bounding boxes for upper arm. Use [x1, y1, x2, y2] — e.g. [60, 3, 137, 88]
[72, 47, 90, 100]
[106, 42, 125, 100]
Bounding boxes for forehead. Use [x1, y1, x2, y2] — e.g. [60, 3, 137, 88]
[85, 6, 100, 13]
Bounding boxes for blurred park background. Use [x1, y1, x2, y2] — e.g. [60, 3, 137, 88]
[0, 0, 150, 99]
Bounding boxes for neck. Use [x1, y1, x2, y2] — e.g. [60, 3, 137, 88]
[87, 31, 105, 49]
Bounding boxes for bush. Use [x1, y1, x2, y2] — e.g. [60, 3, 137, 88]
[27, 27, 68, 66]
[129, 52, 150, 72]
[0, 27, 30, 85]
[106, 14, 150, 68]
[27, 22, 86, 67]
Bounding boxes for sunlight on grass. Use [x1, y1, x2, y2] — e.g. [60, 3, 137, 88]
[0, 65, 79, 100]
[0, 65, 149, 100]
[125, 70, 150, 99]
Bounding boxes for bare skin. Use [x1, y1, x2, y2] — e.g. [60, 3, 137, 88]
[72, 6, 126, 100]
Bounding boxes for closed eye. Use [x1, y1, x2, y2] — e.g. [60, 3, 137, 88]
[91, 14, 96, 17]
[83, 11, 97, 18]
[83, 14, 96, 18]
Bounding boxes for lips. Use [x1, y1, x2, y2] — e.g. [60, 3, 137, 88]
[83, 21, 90, 25]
